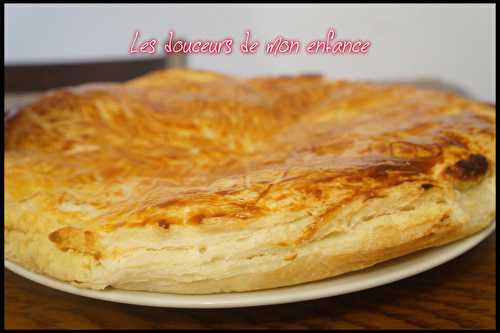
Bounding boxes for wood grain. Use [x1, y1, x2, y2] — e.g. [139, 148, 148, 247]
[5, 56, 186, 92]
[4, 232, 496, 329]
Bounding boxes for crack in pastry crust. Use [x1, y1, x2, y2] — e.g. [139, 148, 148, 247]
[4, 69, 496, 293]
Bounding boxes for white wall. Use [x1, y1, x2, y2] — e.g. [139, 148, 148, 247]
[5, 4, 496, 102]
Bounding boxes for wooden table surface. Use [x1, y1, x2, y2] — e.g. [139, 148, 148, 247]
[4, 232, 496, 329]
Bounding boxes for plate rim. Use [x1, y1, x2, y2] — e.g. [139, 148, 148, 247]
[4, 221, 495, 309]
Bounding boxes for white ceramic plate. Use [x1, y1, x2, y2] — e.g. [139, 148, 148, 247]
[5, 221, 495, 309]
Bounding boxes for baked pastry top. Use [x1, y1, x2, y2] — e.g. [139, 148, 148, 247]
[4, 69, 496, 294]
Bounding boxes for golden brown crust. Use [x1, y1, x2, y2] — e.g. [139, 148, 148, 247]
[4, 69, 496, 294]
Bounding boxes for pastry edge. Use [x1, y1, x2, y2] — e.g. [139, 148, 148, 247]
[4, 174, 495, 294]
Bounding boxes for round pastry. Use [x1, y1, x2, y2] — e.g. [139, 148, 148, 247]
[4, 69, 496, 294]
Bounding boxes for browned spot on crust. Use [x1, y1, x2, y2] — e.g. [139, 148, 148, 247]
[446, 154, 489, 180]
[48, 229, 62, 244]
[305, 187, 323, 200]
[440, 213, 450, 222]
[48, 227, 101, 259]
[443, 132, 469, 148]
[189, 213, 221, 224]
[421, 183, 434, 190]
[187, 203, 264, 224]
[84, 231, 95, 248]
[157, 219, 170, 229]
